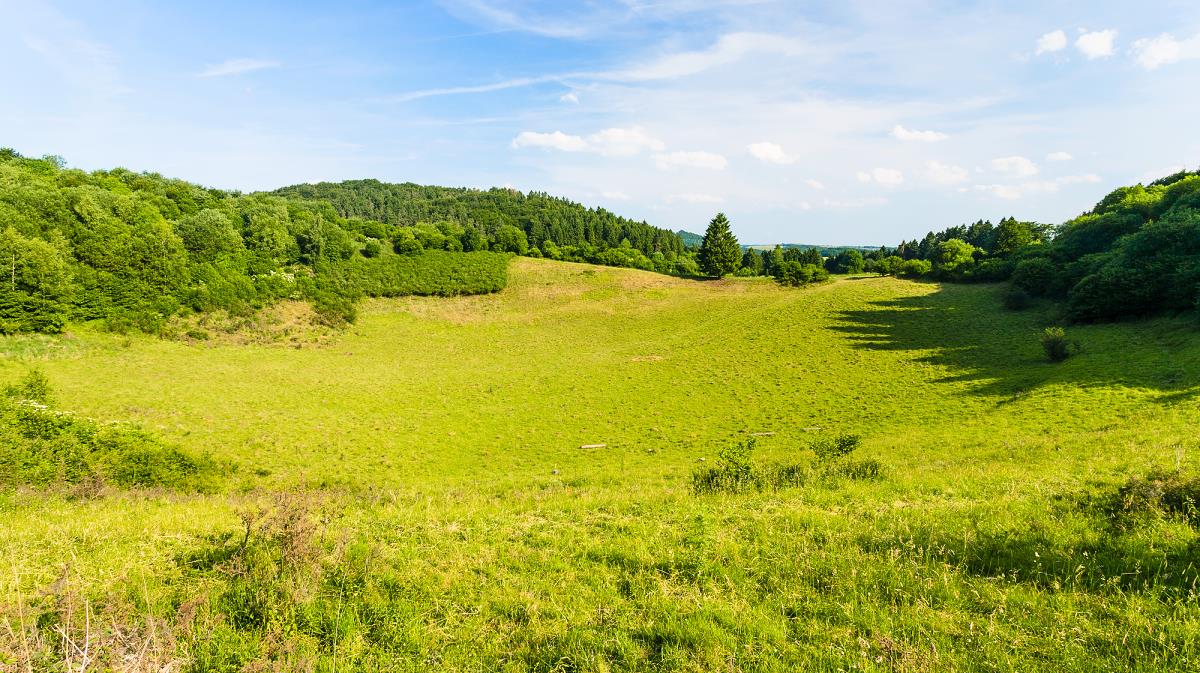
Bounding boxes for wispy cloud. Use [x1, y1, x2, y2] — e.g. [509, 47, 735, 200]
[665, 192, 723, 204]
[654, 151, 728, 170]
[991, 155, 1039, 178]
[856, 167, 904, 186]
[511, 126, 664, 157]
[891, 124, 947, 142]
[197, 58, 281, 78]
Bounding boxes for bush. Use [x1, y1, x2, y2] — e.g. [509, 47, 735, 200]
[0, 370, 223, 491]
[1040, 326, 1074, 362]
[326, 250, 510, 298]
[775, 261, 828, 287]
[1012, 255, 1060, 295]
[898, 259, 932, 277]
[692, 433, 880, 495]
[810, 434, 861, 462]
[1105, 469, 1200, 528]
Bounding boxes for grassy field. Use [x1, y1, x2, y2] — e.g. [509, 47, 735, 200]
[3, 257, 1200, 672]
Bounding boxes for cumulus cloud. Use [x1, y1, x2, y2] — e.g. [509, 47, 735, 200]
[805, 179, 826, 190]
[923, 160, 969, 185]
[1036, 30, 1068, 54]
[1133, 33, 1200, 70]
[856, 167, 904, 186]
[511, 126, 664, 156]
[1075, 29, 1117, 59]
[891, 124, 947, 142]
[1046, 151, 1072, 162]
[560, 91, 579, 104]
[991, 156, 1039, 178]
[654, 151, 728, 170]
[666, 192, 724, 204]
[511, 130, 589, 152]
[747, 142, 795, 165]
[197, 58, 281, 78]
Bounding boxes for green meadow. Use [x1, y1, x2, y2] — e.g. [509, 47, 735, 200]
[4, 257, 1200, 672]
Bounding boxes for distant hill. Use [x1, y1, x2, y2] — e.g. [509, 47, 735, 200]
[277, 179, 686, 259]
[676, 230, 703, 248]
[745, 243, 879, 256]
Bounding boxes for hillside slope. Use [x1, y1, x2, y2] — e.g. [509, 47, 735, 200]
[4, 259, 1199, 671]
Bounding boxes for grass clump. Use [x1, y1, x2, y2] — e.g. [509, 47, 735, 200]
[692, 433, 880, 495]
[1105, 468, 1200, 527]
[0, 370, 224, 492]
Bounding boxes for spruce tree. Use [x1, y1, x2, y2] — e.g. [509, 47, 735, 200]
[697, 212, 741, 277]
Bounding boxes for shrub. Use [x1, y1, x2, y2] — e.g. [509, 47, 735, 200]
[1040, 326, 1073, 362]
[810, 434, 861, 463]
[692, 439, 761, 495]
[326, 250, 509, 298]
[1012, 256, 1065, 298]
[898, 259, 932, 278]
[0, 370, 223, 491]
[1105, 469, 1200, 528]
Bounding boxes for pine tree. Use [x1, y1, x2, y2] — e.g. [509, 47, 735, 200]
[697, 212, 741, 277]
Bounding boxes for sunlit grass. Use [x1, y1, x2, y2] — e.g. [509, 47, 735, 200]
[3, 257, 1199, 671]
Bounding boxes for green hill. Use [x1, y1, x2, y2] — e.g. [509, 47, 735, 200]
[4, 259, 1199, 671]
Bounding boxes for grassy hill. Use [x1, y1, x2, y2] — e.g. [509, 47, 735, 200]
[3, 258, 1200, 671]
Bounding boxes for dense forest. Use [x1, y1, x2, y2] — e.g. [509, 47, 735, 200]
[872, 169, 1200, 321]
[0, 150, 508, 335]
[274, 180, 694, 274]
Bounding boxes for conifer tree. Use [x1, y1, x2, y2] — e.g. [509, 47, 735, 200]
[698, 212, 741, 277]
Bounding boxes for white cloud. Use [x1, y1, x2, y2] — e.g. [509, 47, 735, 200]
[511, 126, 664, 157]
[1036, 30, 1068, 55]
[805, 179, 826, 190]
[666, 192, 724, 204]
[1132, 33, 1200, 70]
[974, 174, 1102, 199]
[923, 160, 969, 185]
[857, 167, 904, 186]
[1056, 173, 1102, 185]
[654, 150, 728, 170]
[1075, 30, 1117, 60]
[891, 124, 947, 142]
[798, 201, 812, 210]
[197, 58, 281, 78]
[609, 32, 807, 82]
[602, 190, 630, 200]
[991, 155, 1039, 178]
[560, 91, 579, 104]
[747, 142, 795, 165]
[1046, 151, 1072, 162]
[823, 197, 888, 209]
[511, 130, 589, 152]
[586, 127, 666, 156]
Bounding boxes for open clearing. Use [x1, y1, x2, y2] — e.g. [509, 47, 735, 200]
[4, 257, 1200, 671]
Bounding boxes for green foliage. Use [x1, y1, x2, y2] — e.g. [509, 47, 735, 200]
[825, 249, 864, 274]
[1040, 327, 1073, 362]
[0, 370, 222, 491]
[697, 213, 741, 277]
[492, 224, 529, 255]
[933, 238, 976, 273]
[809, 433, 861, 463]
[273, 179, 685, 260]
[692, 434, 877, 495]
[1105, 469, 1200, 528]
[774, 261, 828, 287]
[325, 250, 510, 298]
[898, 259, 931, 277]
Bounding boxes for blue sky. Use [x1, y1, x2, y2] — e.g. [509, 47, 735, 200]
[3, 0, 1199, 244]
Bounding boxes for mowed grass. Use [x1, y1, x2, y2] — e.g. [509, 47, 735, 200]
[3, 257, 1200, 672]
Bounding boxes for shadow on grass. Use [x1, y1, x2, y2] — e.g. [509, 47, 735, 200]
[829, 282, 1200, 402]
